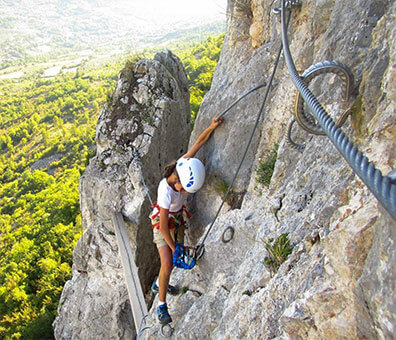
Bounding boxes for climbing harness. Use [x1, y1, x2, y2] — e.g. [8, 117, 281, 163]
[135, 153, 200, 271]
[150, 201, 191, 230]
[136, 155, 199, 271]
[279, 0, 396, 221]
[221, 226, 235, 243]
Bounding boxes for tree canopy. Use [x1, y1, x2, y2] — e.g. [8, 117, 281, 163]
[0, 33, 223, 339]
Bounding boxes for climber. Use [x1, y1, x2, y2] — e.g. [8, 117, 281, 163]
[150, 116, 223, 325]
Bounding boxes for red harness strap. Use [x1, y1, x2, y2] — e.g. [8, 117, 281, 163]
[151, 201, 191, 230]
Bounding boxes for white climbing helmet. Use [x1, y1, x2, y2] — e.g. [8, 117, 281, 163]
[176, 157, 205, 193]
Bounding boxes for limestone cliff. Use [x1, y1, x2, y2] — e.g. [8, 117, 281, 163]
[53, 50, 190, 339]
[55, 0, 396, 339]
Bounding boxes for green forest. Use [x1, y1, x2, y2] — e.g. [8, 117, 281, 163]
[0, 34, 224, 339]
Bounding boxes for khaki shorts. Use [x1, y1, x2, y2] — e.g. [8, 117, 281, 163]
[153, 225, 185, 249]
[151, 212, 185, 248]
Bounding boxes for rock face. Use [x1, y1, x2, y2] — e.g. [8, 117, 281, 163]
[53, 50, 190, 339]
[142, 0, 396, 339]
[55, 1, 396, 339]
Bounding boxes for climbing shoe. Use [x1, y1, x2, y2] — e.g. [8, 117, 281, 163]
[157, 303, 172, 325]
[151, 282, 179, 295]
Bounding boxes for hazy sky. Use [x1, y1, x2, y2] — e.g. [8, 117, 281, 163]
[1, 0, 228, 28]
[103, 0, 228, 26]
[0, 0, 228, 55]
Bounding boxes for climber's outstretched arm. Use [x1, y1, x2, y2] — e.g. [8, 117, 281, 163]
[183, 116, 223, 159]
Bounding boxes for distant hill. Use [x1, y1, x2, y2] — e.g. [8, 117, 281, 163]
[0, 33, 224, 339]
[0, 0, 225, 69]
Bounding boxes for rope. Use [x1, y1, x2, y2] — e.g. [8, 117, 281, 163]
[279, 0, 396, 221]
[196, 10, 293, 255]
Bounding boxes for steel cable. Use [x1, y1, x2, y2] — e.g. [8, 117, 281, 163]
[216, 82, 267, 120]
[280, 0, 396, 221]
[196, 10, 293, 255]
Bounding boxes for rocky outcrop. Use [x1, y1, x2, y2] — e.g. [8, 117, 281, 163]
[55, 0, 396, 339]
[53, 50, 190, 339]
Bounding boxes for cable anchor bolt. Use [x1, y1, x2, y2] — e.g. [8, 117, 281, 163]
[272, 0, 302, 15]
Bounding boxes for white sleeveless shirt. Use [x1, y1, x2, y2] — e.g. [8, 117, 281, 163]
[157, 178, 187, 212]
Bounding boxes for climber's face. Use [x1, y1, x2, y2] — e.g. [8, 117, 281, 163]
[173, 173, 188, 194]
[175, 181, 188, 194]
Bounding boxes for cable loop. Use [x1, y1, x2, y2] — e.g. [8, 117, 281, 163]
[160, 324, 174, 338]
[221, 226, 235, 243]
[280, 0, 396, 221]
[293, 60, 355, 136]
